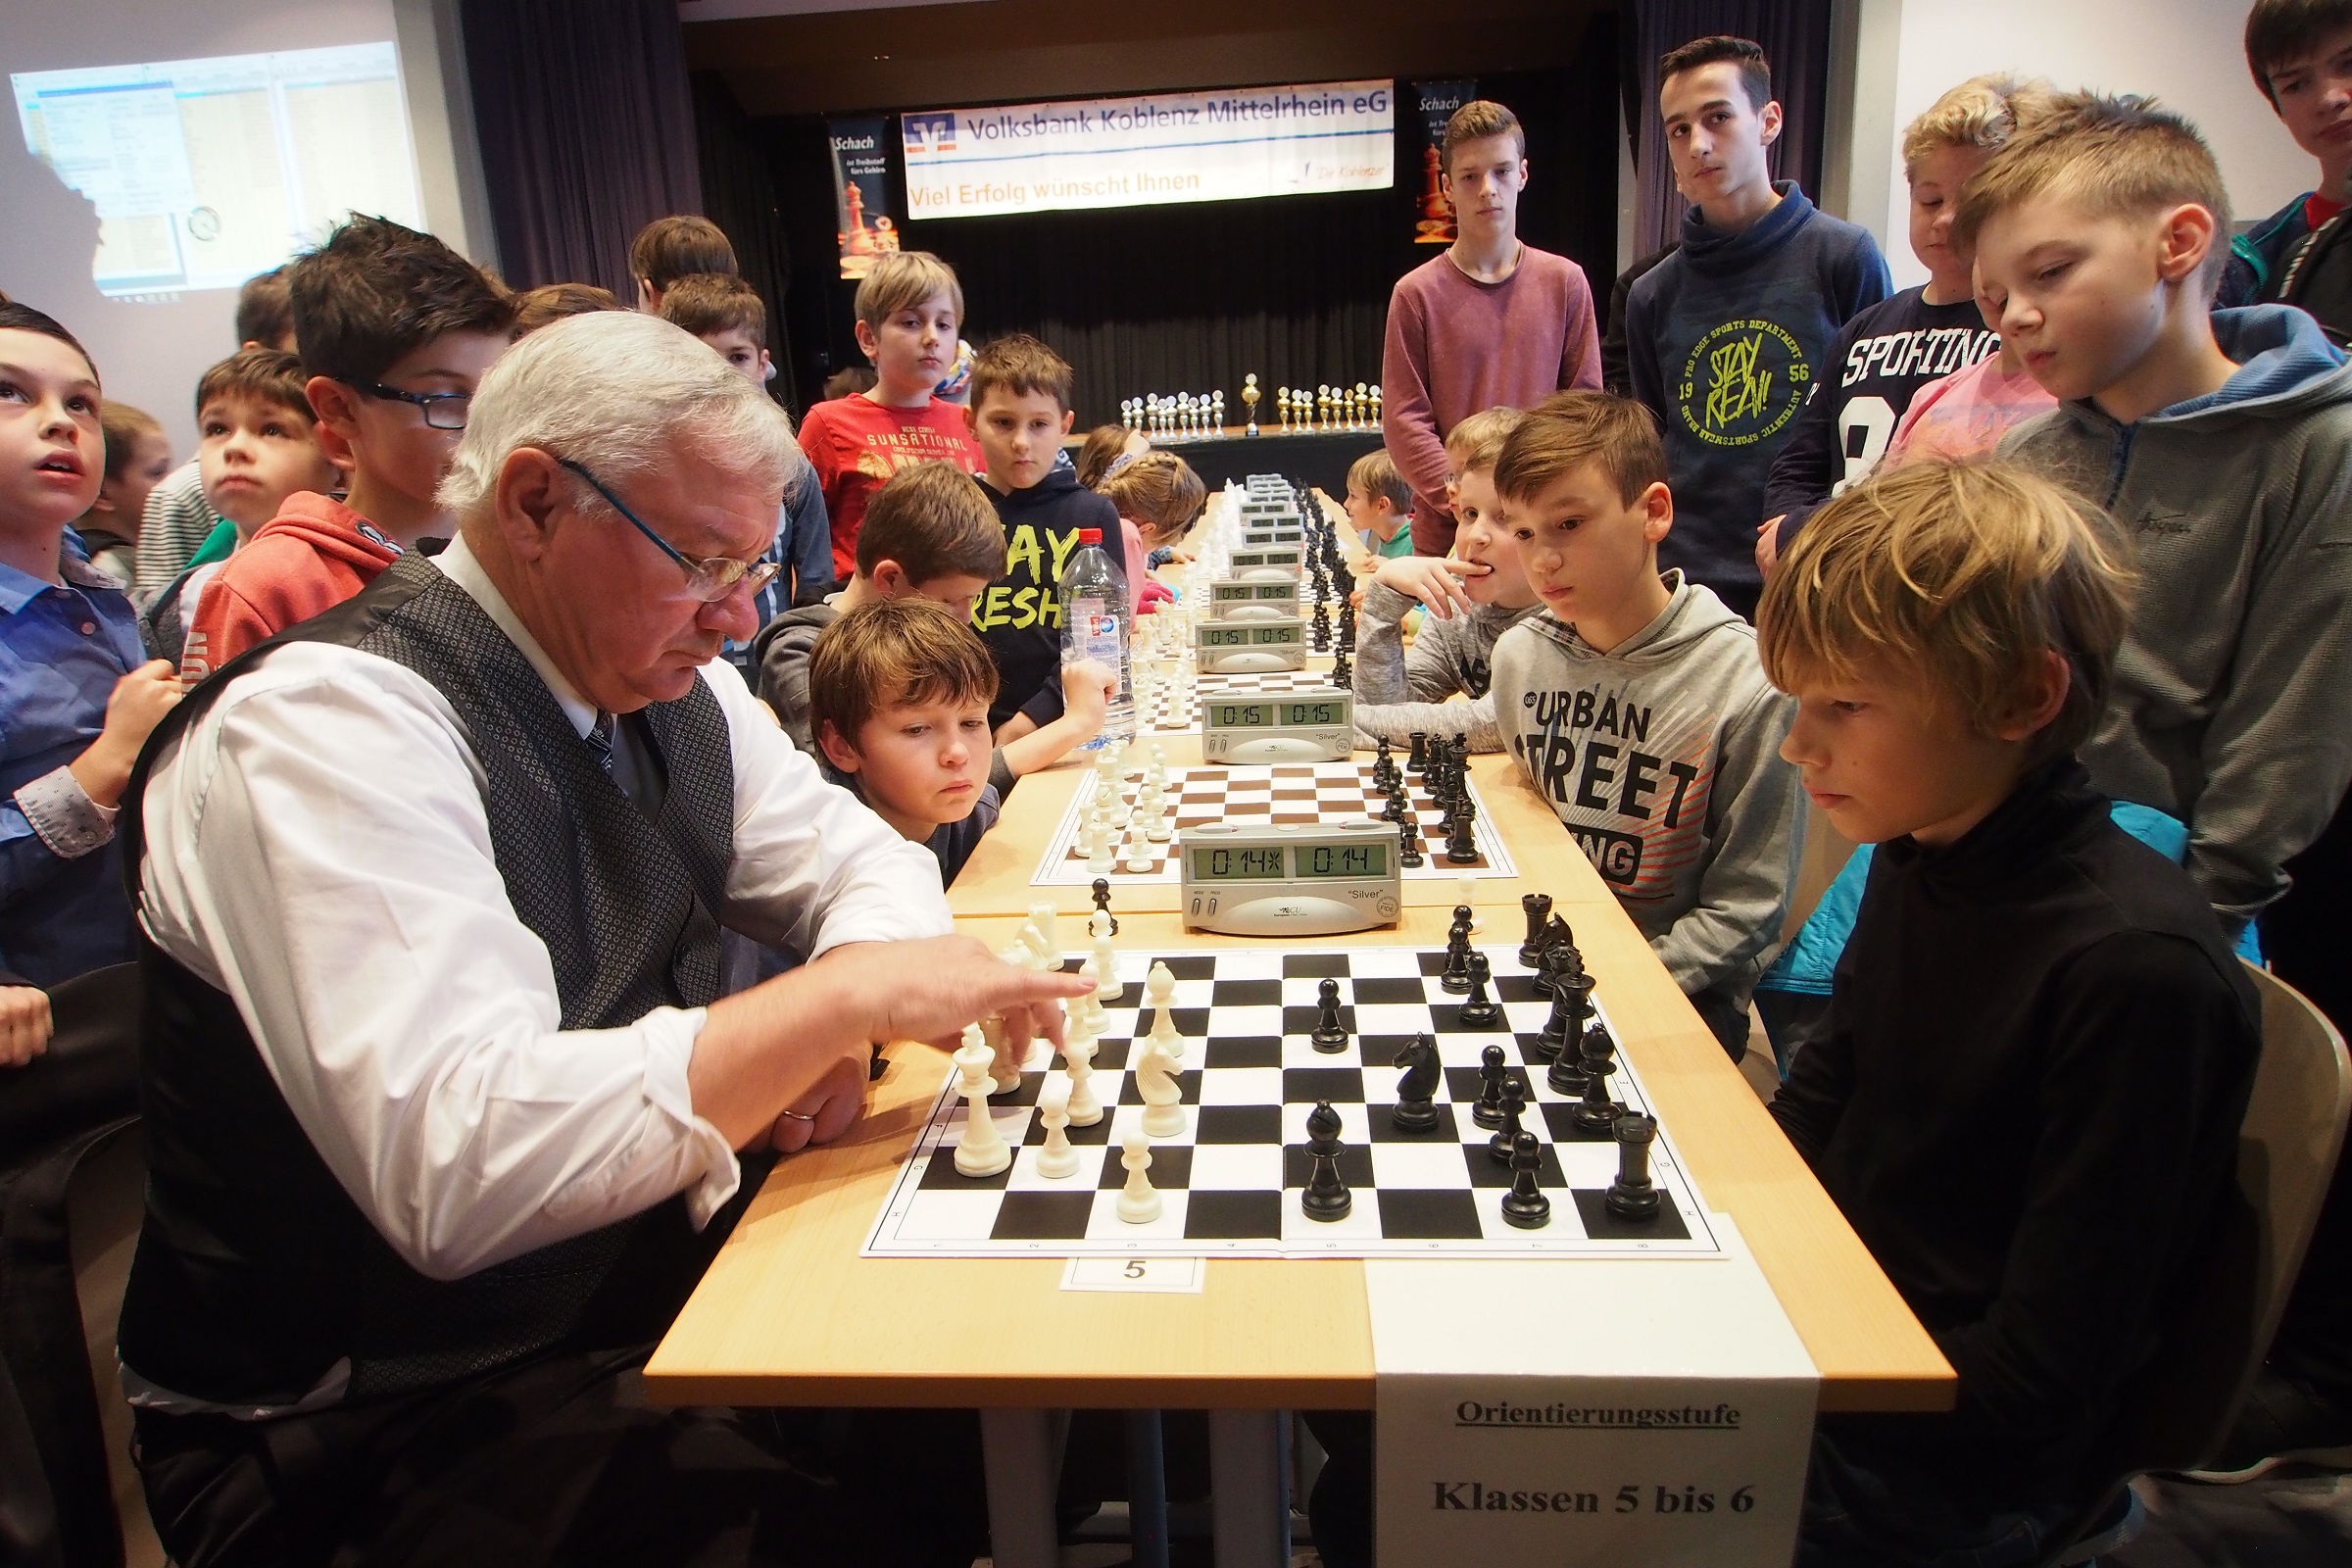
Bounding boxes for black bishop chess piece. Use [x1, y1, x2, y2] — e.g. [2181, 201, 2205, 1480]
[1500, 1131, 1552, 1229]
[1391, 1032, 1442, 1133]
[1456, 953, 1503, 1030]
[1445, 796, 1480, 865]
[1092, 876, 1118, 936]
[1310, 977, 1350, 1053]
[1406, 731, 1429, 775]
[1440, 907, 1475, 993]
[1397, 816, 1425, 868]
[1301, 1101, 1352, 1221]
[1519, 893, 1554, 965]
[1606, 1113, 1662, 1220]
[1487, 1075, 1528, 1163]
[1570, 1027, 1626, 1132]
[1471, 1044, 1510, 1129]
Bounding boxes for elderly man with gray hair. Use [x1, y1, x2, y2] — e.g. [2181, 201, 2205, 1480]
[115, 313, 1085, 1567]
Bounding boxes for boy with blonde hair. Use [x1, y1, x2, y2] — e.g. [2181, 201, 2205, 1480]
[1341, 448, 1413, 560]
[1762, 460, 2260, 1564]
[1492, 392, 1797, 1054]
[1350, 408, 1541, 753]
[799, 251, 984, 582]
[1758, 74, 2046, 567]
[808, 596, 1007, 885]
[1967, 87, 2352, 1481]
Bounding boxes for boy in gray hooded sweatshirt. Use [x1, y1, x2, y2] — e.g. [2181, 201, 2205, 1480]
[1489, 393, 1801, 1055]
[1965, 91, 2352, 1471]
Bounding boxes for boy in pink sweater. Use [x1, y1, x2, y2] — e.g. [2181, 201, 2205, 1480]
[1381, 99, 1603, 555]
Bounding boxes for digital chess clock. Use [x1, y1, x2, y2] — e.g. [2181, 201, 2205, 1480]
[1227, 544, 1303, 579]
[1201, 688, 1353, 763]
[1181, 821, 1401, 935]
[1195, 616, 1306, 673]
[1210, 579, 1301, 620]
[1242, 523, 1305, 549]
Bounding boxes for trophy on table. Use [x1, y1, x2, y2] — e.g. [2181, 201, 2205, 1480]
[1243, 375, 1259, 435]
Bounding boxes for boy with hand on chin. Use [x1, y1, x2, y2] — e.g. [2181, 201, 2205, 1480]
[963, 334, 1127, 738]
[1491, 393, 1797, 1056]
[1968, 87, 2352, 1480]
[1763, 461, 2260, 1565]
[1624, 35, 1889, 621]
[798, 251, 985, 583]
[182, 217, 512, 674]
[1350, 408, 1541, 753]
[808, 596, 1015, 886]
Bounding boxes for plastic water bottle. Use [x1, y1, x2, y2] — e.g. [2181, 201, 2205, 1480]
[1060, 526, 1134, 751]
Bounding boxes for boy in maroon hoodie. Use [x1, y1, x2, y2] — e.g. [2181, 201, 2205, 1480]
[186, 217, 512, 672]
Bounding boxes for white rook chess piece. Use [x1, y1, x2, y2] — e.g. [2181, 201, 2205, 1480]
[952, 1025, 1011, 1177]
[1088, 912, 1120, 999]
[1116, 1129, 1161, 1223]
[1034, 1083, 1081, 1179]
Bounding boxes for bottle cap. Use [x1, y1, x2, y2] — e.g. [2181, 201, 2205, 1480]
[1077, 527, 1102, 544]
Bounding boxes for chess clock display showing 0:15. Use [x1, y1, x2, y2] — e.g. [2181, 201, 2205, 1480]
[1207, 701, 1346, 728]
[1201, 624, 1301, 648]
[1189, 843, 1389, 880]
[1212, 583, 1297, 604]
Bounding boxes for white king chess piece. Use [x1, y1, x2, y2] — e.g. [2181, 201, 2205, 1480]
[952, 1025, 1011, 1177]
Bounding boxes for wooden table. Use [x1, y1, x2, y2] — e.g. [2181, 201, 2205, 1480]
[648, 758, 1951, 1564]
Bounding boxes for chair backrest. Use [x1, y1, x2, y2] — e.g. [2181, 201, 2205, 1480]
[2096, 963, 2352, 1477]
[1782, 800, 1857, 946]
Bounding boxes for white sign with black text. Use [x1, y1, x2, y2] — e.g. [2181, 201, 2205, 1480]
[1369, 1214, 1818, 1565]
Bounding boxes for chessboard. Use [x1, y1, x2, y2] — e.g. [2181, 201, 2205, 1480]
[862, 943, 1719, 1259]
[1032, 758, 1519, 885]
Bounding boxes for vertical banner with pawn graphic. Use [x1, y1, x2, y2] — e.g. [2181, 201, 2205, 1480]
[826, 116, 897, 279]
[1368, 1214, 1819, 1565]
[1411, 80, 1475, 244]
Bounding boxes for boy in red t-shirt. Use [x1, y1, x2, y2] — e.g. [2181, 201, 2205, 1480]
[798, 251, 984, 581]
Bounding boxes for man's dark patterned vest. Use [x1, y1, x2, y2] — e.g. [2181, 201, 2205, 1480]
[117, 553, 750, 1406]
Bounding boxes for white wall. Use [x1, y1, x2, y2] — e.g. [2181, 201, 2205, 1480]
[0, 0, 490, 457]
[1838, 0, 2308, 290]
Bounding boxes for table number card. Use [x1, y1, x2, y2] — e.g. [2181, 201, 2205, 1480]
[1368, 1214, 1818, 1565]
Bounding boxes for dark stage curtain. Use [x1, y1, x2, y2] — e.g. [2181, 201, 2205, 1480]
[1628, 0, 1834, 255]
[461, 0, 703, 294]
[695, 73, 802, 413]
[749, 19, 1621, 431]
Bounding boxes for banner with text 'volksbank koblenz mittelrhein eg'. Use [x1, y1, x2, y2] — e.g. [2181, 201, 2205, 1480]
[899, 79, 1395, 220]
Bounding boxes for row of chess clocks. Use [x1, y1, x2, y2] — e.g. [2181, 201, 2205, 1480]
[1119, 376, 1384, 437]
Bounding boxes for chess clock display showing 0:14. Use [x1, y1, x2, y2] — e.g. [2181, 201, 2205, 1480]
[1181, 820, 1402, 934]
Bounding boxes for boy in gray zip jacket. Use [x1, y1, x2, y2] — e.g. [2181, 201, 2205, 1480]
[1489, 394, 1800, 1055]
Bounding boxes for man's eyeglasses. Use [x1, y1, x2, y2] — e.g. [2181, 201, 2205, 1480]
[557, 459, 779, 604]
[349, 379, 472, 430]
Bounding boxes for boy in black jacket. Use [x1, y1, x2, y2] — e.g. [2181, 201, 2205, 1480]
[963, 334, 1129, 735]
[1760, 461, 2260, 1566]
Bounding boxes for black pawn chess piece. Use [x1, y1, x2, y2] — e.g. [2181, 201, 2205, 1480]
[1372, 736, 1396, 791]
[1391, 1032, 1442, 1133]
[1500, 1131, 1552, 1229]
[1471, 1044, 1509, 1130]
[1440, 909, 1475, 994]
[1445, 797, 1480, 865]
[1519, 893, 1554, 965]
[1606, 1113, 1662, 1221]
[1310, 976, 1349, 1053]
[1091, 876, 1118, 937]
[1457, 953, 1502, 1030]
[1397, 818, 1425, 868]
[1301, 1101, 1351, 1221]
[1331, 651, 1351, 689]
[1571, 1029, 1625, 1131]
[1380, 791, 1405, 825]
[1487, 1075, 1528, 1163]
[1547, 976, 1598, 1092]
[1406, 731, 1429, 775]
[1310, 600, 1331, 652]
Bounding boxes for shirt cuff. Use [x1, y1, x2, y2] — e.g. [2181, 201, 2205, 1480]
[636, 1004, 745, 1228]
[16, 764, 118, 859]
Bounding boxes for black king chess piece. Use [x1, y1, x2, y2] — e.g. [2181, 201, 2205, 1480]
[1301, 1101, 1351, 1221]
[1547, 973, 1598, 1091]
[1606, 1113, 1662, 1220]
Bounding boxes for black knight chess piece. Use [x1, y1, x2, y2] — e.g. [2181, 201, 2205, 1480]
[1391, 1032, 1442, 1132]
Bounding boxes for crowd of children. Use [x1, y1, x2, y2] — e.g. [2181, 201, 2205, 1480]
[5, 4, 2352, 1562]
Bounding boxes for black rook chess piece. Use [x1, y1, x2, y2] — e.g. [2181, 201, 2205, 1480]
[1301, 1101, 1352, 1221]
[1471, 1044, 1509, 1130]
[1310, 977, 1349, 1053]
[1500, 1132, 1552, 1229]
[1406, 732, 1429, 775]
[1092, 876, 1118, 936]
[1391, 1033, 1442, 1133]
[1456, 953, 1502, 1030]
[1606, 1113, 1663, 1220]
[1519, 893, 1553, 965]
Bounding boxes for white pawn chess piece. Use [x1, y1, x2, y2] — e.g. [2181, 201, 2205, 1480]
[1144, 794, 1174, 844]
[1123, 822, 1154, 873]
[952, 1025, 1012, 1177]
[1089, 911, 1121, 999]
[1034, 1083, 1081, 1179]
[982, 1014, 1023, 1094]
[1116, 1129, 1161, 1223]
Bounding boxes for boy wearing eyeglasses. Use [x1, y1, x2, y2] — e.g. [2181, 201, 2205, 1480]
[183, 217, 512, 676]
